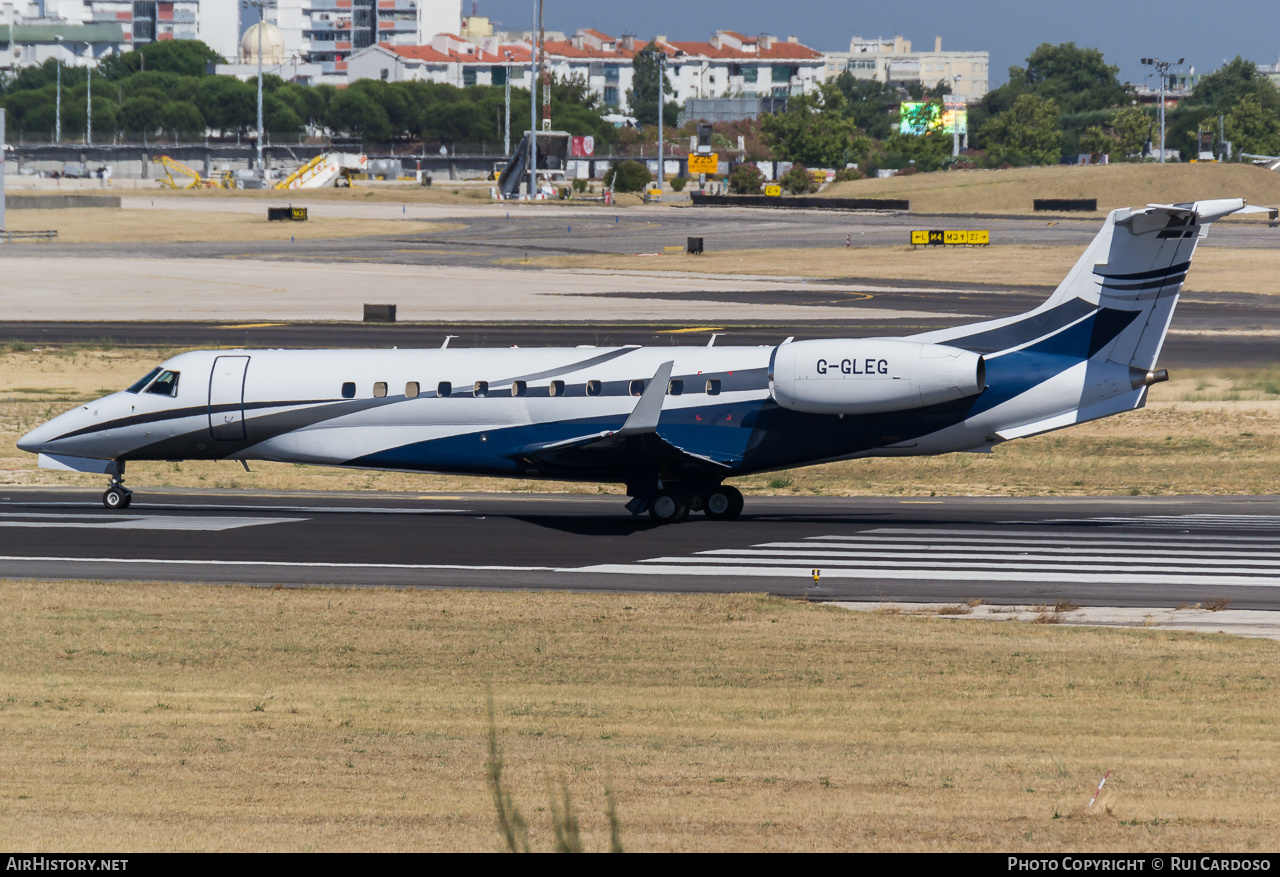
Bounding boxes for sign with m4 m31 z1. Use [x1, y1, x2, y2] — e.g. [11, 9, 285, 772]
[911, 229, 989, 247]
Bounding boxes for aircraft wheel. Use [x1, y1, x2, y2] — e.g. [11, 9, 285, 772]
[649, 491, 689, 524]
[103, 487, 131, 510]
[704, 486, 744, 520]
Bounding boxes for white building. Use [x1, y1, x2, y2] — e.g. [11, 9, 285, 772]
[825, 34, 989, 102]
[346, 32, 531, 88]
[348, 28, 826, 112]
[0, 0, 243, 70]
[270, 0, 458, 83]
[213, 20, 324, 83]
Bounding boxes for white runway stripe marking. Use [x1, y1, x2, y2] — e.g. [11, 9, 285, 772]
[739, 543, 1280, 560]
[579, 564, 1280, 587]
[1033, 515, 1280, 530]
[587, 522, 1280, 587]
[641, 555, 1280, 578]
[826, 528, 1280, 544]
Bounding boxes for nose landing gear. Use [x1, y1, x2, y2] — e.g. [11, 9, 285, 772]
[102, 461, 132, 510]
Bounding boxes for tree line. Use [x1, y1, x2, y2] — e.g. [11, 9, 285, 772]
[758, 43, 1280, 174]
[0, 39, 619, 146]
[4, 38, 1277, 173]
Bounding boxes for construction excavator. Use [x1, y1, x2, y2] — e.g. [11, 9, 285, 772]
[152, 155, 234, 189]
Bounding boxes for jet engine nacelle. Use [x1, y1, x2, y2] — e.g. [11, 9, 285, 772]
[769, 339, 986, 415]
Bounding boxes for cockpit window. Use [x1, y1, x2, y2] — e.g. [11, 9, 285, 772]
[145, 370, 180, 397]
[126, 367, 163, 394]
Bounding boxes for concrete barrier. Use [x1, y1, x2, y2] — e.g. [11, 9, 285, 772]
[7, 194, 121, 209]
[691, 194, 909, 211]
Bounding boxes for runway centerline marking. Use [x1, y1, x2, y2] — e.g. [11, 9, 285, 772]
[0, 513, 305, 531]
[0, 556, 559, 572]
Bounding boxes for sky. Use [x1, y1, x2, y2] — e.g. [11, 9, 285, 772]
[470, 0, 1280, 89]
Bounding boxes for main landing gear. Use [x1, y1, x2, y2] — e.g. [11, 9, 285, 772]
[646, 485, 744, 524]
[102, 461, 132, 510]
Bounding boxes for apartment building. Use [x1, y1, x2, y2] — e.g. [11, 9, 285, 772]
[271, 0, 457, 81]
[348, 28, 826, 112]
[0, 0, 240, 69]
[825, 34, 988, 101]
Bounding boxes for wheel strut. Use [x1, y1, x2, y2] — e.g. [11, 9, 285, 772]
[102, 460, 132, 510]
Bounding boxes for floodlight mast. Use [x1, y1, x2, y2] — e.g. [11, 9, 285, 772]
[243, 0, 276, 183]
[527, 1, 537, 198]
[1141, 56, 1183, 163]
[503, 50, 513, 156]
[54, 36, 63, 143]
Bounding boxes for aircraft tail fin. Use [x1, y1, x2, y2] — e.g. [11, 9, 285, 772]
[916, 199, 1255, 370]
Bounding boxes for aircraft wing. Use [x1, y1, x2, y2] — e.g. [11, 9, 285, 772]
[515, 361, 739, 472]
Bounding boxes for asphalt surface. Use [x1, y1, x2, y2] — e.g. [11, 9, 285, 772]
[2, 206, 1275, 365]
[1, 276, 1274, 369]
[2, 208, 1277, 268]
[3, 489, 1278, 608]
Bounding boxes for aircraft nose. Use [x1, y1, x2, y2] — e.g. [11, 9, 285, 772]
[17, 424, 49, 454]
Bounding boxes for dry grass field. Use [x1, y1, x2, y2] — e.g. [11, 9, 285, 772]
[821, 162, 1280, 215]
[3, 208, 452, 244]
[1, 582, 1278, 852]
[517, 243, 1280, 296]
[146, 181, 504, 205]
[2, 347, 1278, 497]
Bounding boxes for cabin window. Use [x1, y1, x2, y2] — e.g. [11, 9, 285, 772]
[705, 379, 721, 396]
[549, 380, 565, 397]
[511, 381, 527, 397]
[126, 367, 163, 394]
[668, 379, 684, 395]
[473, 381, 489, 397]
[341, 382, 356, 399]
[629, 379, 645, 396]
[373, 381, 388, 398]
[146, 370, 180, 397]
[586, 380, 602, 396]
[405, 382, 420, 398]
[438, 381, 452, 398]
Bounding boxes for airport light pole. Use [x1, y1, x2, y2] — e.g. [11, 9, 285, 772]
[1141, 56, 1182, 163]
[656, 49, 664, 187]
[54, 36, 63, 143]
[86, 61, 92, 144]
[243, 0, 276, 183]
[527, 0, 537, 198]
[950, 75, 963, 157]
[504, 50, 512, 156]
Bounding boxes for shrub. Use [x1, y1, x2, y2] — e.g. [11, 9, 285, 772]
[572, 178, 588, 193]
[894, 165, 920, 176]
[604, 159, 651, 193]
[668, 176, 687, 192]
[779, 163, 817, 194]
[727, 162, 764, 194]
[834, 166, 866, 182]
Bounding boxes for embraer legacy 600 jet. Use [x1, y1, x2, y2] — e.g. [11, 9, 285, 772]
[18, 199, 1265, 522]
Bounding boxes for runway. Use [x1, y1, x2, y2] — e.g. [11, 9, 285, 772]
[3, 489, 1278, 609]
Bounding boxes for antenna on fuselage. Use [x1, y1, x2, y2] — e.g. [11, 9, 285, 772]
[441, 335, 459, 349]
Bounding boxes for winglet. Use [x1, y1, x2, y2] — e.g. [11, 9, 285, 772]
[617, 360, 675, 437]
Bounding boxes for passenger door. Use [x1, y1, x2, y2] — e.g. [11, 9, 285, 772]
[208, 356, 250, 441]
